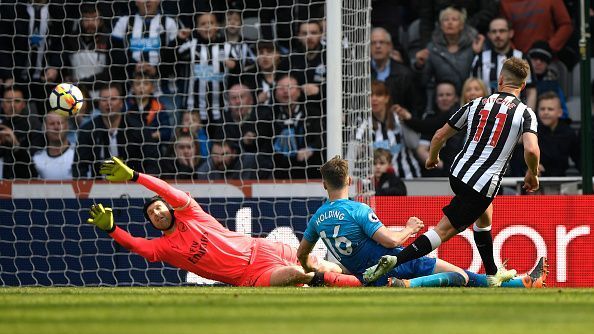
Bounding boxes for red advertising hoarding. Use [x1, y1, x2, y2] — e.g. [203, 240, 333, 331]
[374, 196, 594, 287]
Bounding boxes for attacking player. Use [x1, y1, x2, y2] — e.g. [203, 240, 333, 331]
[87, 157, 363, 287]
[296, 156, 547, 288]
[365, 57, 540, 286]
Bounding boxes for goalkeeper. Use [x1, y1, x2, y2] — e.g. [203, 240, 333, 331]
[88, 157, 362, 287]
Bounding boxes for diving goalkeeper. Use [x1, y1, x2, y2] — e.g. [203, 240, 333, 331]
[87, 157, 361, 287]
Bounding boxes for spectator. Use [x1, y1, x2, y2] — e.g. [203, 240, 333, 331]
[224, 8, 256, 71]
[500, 0, 573, 54]
[159, 130, 202, 180]
[269, 73, 324, 179]
[396, 81, 463, 177]
[126, 71, 172, 144]
[111, 0, 178, 108]
[179, 110, 210, 160]
[371, 27, 425, 118]
[0, 87, 43, 179]
[369, 81, 421, 179]
[460, 77, 489, 105]
[373, 148, 407, 196]
[416, 7, 483, 96]
[0, 0, 66, 114]
[0, 86, 43, 152]
[418, 0, 498, 49]
[239, 41, 283, 105]
[280, 20, 326, 105]
[527, 41, 569, 120]
[62, 3, 112, 98]
[176, 12, 239, 126]
[32, 112, 74, 180]
[212, 83, 271, 154]
[536, 92, 579, 176]
[73, 84, 159, 178]
[196, 140, 258, 180]
[472, 17, 537, 109]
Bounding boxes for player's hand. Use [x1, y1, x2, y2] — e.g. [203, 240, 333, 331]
[523, 171, 539, 192]
[406, 217, 424, 233]
[99, 157, 136, 182]
[425, 156, 440, 170]
[87, 203, 114, 232]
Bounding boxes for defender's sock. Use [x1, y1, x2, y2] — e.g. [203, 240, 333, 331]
[501, 276, 532, 288]
[473, 224, 497, 276]
[396, 230, 441, 265]
[464, 271, 530, 288]
[464, 270, 488, 287]
[408, 272, 466, 287]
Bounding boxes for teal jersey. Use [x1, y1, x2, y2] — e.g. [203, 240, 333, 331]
[304, 198, 387, 274]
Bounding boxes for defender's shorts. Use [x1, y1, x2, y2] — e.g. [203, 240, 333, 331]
[359, 248, 438, 287]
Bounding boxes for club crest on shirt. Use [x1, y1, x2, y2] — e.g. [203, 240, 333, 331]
[178, 222, 188, 232]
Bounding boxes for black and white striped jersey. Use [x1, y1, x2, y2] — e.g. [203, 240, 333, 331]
[356, 114, 422, 179]
[448, 92, 538, 197]
[177, 40, 233, 123]
[112, 14, 178, 66]
[471, 49, 531, 92]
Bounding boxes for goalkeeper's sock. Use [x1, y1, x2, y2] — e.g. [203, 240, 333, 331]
[473, 225, 498, 276]
[408, 272, 466, 288]
[322, 272, 362, 287]
[464, 271, 531, 288]
[396, 230, 441, 265]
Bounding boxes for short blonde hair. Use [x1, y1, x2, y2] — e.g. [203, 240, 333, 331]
[501, 57, 530, 88]
[320, 156, 349, 190]
[439, 6, 467, 25]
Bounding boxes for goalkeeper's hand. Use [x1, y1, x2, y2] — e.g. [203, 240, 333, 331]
[99, 157, 137, 182]
[87, 203, 115, 232]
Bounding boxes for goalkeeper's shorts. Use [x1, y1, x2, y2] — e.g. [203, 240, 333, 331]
[239, 238, 316, 287]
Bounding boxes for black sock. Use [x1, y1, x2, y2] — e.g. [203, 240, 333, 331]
[309, 271, 325, 287]
[396, 235, 433, 265]
[474, 230, 497, 275]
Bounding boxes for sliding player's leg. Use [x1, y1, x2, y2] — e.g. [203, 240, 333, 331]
[386, 258, 468, 288]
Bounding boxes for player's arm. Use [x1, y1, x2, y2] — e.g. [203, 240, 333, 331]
[99, 157, 189, 208]
[87, 203, 159, 261]
[296, 239, 317, 273]
[298, 220, 321, 273]
[426, 123, 458, 169]
[522, 132, 540, 192]
[371, 217, 424, 248]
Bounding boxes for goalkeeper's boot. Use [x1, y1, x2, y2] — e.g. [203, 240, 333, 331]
[387, 277, 409, 288]
[486, 260, 517, 287]
[363, 255, 398, 285]
[528, 257, 549, 288]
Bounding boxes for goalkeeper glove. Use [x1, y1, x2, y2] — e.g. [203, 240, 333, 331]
[87, 203, 115, 232]
[99, 157, 138, 182]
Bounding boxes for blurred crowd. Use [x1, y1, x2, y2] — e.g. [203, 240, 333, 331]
[0, 0, 592, 188]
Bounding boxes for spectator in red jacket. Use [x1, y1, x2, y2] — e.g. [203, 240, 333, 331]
[500, 0, 573, 53]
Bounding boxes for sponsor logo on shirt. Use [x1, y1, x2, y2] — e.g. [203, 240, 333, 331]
[129, 37, 161, 52]
[187, 232, 209, 264]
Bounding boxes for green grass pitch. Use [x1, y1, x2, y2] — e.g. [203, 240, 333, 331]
[1, 287, 593, 334]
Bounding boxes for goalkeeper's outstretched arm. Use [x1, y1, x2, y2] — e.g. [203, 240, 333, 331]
[87, 203, 159, 261]
[100, 157, 190, 208]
